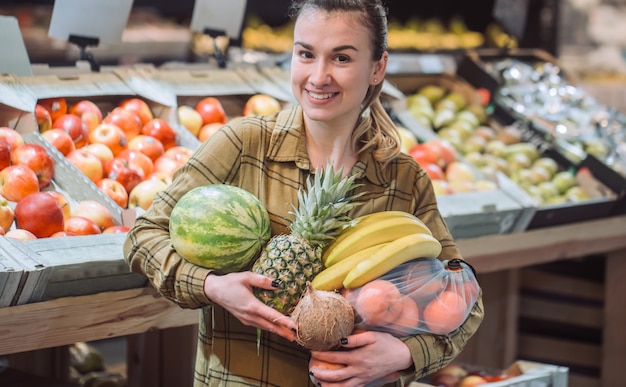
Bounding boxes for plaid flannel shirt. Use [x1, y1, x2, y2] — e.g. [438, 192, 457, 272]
[124, 104, 484, 386]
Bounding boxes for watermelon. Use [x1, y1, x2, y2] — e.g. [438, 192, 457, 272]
[169, 184, 271, 272]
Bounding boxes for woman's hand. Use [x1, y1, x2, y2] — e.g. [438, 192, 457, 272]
[203, 272, 297, 342]
[309, 330, 412, 387]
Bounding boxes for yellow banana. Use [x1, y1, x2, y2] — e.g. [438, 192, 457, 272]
[312, 243, 390, 291]
[323, 211, 422, 263]
[324, 215, 433, 267]
[343, 233, 442, 289]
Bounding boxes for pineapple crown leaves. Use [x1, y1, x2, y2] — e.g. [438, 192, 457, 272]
[288, 163, 365, 247]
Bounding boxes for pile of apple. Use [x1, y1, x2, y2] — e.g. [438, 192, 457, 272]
[0, 127, 126, 240]
[427, 362, 512, 386]
[36, 96, 194, 212]
[176, 93, 282, 141]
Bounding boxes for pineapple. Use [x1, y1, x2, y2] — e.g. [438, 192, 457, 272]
[252, 164, 363, 314]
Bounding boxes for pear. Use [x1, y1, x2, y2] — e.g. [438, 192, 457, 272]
[418, 85, 446, 105]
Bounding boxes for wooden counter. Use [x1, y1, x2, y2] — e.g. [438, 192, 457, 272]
[1, 215, 625, 386]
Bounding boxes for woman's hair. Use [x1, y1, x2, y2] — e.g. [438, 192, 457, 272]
[289, 0, 402, 166]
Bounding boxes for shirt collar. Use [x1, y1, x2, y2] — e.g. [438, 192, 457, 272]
[267, 104, 390, 187]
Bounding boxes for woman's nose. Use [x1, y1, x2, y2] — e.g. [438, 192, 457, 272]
[309, 61, 331, 87]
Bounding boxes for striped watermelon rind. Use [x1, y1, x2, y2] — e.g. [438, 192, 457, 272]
[169, 184, 271, 272]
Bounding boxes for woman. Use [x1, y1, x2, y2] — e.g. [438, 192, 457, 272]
[124, 0, 484, 386]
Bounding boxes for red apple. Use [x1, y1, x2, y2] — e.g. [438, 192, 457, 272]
[35, 104, 52, 132]
[52, 114, 89, 148]
[0, 137, 11, 170]
[97, 178, 128, 208]
[141, 118, 177, 150]
[64, 216, 101, 235]
[89, 123, 128, 156]
[146, 170, 173, 186]
[50, 231, 77, 237]
[117, 149, 154, 178]
[14, 191, 65, 238]
[0, 127, 25, 150]
[5, 228, 37, 241]
[198, 122, 223, 142]
[177, 105, 203, 136]
[458, 375, 488, 387]
[0, 165, 39, 202]
[128, 179, 168, 210]
[153, 153, 187, 180]
[47, 191, 71, 220]
[103, 107, 142, 140]
[164, 146, 193, 163]
[0, 194, 15, 231]
[105, 158, 143, 193]
[38, 97, 67, 121]
[102, 225, 130, 234]
[194, 97, 227, 125]
[445, 161, 476, 183]
[66, 148, 104, 183]
[71, 200, 114, 231]
[10, 143, 55, 189]
[127, 134, 165, 162]
[119, 98, 154, 126]
[82, 142, 114, 167]
[242, 94, 282, 117]
[42, 128, 75, 156]
[421, 162, 444, 181]
[69, 99, 102, 132]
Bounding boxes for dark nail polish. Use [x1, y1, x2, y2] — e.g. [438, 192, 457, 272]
[309, 371, 314, 376]
[340, 337, 348, 345]
[271, 280, 282, 288]
[291, 328, 297, 333]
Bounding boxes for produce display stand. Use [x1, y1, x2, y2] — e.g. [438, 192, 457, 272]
[1, 215, 625, 386]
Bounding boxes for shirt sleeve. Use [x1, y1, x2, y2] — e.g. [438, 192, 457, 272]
[123, 119, 247, 309]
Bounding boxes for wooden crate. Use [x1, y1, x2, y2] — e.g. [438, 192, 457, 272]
[517, 256, 605, 387]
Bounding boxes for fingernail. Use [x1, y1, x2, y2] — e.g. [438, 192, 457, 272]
[309, 371, 314, 376]
[291, 328, 297, 333]
[271, 280, 282, 288]
[340, 337, 348, 345]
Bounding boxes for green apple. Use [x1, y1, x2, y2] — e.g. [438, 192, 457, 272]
[537, 181, 560, 201]
[565, 186, 590, 202]
[552, 171, 576, 194]
[532, 157, 558, 177]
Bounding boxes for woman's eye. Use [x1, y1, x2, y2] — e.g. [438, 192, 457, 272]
[298, 50, 314, 59]
[336, 55, 350, 63]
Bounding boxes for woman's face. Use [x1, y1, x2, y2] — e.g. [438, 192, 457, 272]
[291, 9, 384, 128]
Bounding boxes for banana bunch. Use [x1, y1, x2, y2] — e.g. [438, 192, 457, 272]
[313, 211, 442, 290]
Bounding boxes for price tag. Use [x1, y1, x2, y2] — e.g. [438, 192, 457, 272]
[418, 55, 444, 74]
[0, 16, 32, 76]
[48, 0, 133, 44]
[190, 0, 248, 39]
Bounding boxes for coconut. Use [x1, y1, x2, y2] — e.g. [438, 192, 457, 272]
[291, 282, 355, 351]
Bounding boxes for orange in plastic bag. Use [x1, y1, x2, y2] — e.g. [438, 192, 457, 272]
[347, 258, 480, 336]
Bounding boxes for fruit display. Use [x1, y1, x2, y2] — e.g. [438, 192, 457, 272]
[241, 14, 515, 53]
[177, 93, 283, 142]
[403, 82, 604, 206]
[465, 55, 626, 176]
[426, 363, 513, 386]
[169, 184, 271, 272]
[35, 95, 192, 212]
[251, 164, 363, 315]
[0, 126, 123, 238]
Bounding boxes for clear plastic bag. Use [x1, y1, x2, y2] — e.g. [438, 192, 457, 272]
[341, 258, 480, 337]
